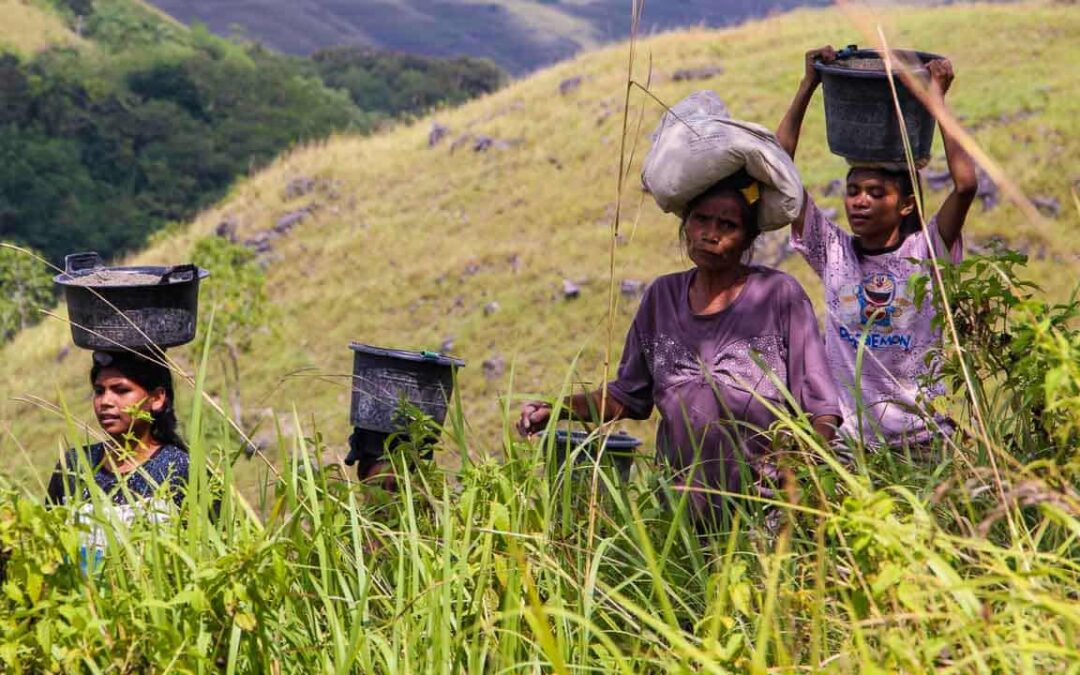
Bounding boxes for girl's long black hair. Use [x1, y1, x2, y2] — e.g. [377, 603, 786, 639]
[90, 350, 187, 451]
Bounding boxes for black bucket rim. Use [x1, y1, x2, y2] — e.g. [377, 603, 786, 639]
[814, 48, 942, 80]
[552, 429, 642, 450]
[349, 342, 465, 369]
[54, 264, 210, 287]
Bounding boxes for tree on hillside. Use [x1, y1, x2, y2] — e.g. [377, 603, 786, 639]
[190, 236, 273, 422]
[0, 243, 55, 342]
[312, 46, 506, 116]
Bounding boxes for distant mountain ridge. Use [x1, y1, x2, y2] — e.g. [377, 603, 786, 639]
[145, 0, 830, 74]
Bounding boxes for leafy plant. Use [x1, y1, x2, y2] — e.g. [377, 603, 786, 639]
[0, 243, 54, 343]
[190, 236, 274, 422]
[914, 245, 1080, 461]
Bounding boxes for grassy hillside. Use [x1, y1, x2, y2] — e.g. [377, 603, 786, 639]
[147, 0, 830, 74]
[2, 1, 1078, 491]
[0, 0, 89, 54]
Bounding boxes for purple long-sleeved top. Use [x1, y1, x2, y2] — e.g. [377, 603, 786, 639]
[607, 266, 840, 518]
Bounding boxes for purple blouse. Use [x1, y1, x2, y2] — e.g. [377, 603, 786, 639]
[607, 266, 840, 516]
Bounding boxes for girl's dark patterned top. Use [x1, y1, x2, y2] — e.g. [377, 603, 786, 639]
[46, 443, 190, 508]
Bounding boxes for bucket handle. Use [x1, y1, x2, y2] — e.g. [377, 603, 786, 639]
[160, 264, 199, 284]
[835, 44, 859, 60]
[64, 252, 103, 275]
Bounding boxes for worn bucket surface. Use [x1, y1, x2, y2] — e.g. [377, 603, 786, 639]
[349, 343, 465, 433]
[814, 47, 942, 166]
[54, 252, 209, 350]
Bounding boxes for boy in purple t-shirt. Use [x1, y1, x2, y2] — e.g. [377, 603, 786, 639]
[519, 176, 841, 523]
[777, 46, 978, 448]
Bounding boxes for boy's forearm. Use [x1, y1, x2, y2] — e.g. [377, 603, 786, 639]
[940, 108, 978, 195]
[777, 78, 819, 158]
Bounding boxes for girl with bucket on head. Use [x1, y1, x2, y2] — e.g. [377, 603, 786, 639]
[776, 47, 978, 451]
[47, 351, 192, 568]
[519, 171, 842, 527]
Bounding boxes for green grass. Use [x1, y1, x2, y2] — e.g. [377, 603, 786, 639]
[0, 0, 90, 55]
[1, 321, 1078, 671]
[2, 0, 1079, 491]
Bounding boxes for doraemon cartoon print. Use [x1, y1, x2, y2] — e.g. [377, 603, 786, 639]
[835, 272, 916, 352]
[858, 273, 900, 328]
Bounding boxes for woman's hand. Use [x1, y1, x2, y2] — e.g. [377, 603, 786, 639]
[926, 58, 954, 97]
[518, 401, 553, 437]
[803, 45, 836, 85]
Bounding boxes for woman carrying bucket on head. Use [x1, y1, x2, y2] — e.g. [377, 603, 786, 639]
[776, 46, 978, 451]
[520, 93, 842, 526]
[46, 350, 191, 570]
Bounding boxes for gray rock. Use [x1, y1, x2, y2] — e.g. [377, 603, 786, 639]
[620, 279, 644, 297]
[559, 75, 583, 95]
[429, 122, 450, 147]
[482, 355, 505, 381]
[450, 134, 473, 153]
[562, 279, 580, 299]
[275, 209, 309, 233]
[284, 176, 316, 200]
[1031, 196, 1060, 218]
[483, 301, 500, 316]
[923, 169, 952, 192]
[440, 336, 455, 353]
[976, 169, 999, 211]
[672, 65, 724, 82]
[214, 217, 238, 242]
[821, 178, 844, 197]
[473, 136, 494, 153]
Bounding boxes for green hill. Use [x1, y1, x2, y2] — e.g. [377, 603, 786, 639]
[2, 1, 1078, 491]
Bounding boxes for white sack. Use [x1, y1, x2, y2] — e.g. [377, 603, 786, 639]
[641, 90, 804, 231]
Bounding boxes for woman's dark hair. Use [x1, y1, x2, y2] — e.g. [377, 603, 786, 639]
[846, 167, 924, 240]
[679, 170, 762, 259]
[90, 350, 186, 450]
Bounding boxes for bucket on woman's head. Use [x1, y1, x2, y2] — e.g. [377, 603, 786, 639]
[550, 429, 642, 481]
[54, 252, 210, 350]
[348, 343, 465, 434]
[814, 46, 942, 167]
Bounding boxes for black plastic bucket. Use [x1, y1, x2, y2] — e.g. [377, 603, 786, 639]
[551, 429, 642, 480]
[348, 343, 465, 433]
[54, 252, 209, 350]
[814, 46, 941, 165]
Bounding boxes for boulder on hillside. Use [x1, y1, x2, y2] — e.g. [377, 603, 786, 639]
[821, 178, 844, 197]
[284, 176, 316, 200]
[562, 279, 580, 299]
[976, 168, 999, 211]
[429, 122, 450, 147]
[482, 354, 505, 381]
[672, 65, 724, 82]
[559, 75, 583, 95]
[1032, 196, 1060, 218]
[620, 279, 645, 298]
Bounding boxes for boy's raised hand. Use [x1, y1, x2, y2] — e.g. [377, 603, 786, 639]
[804, 45, 837, 84]
[927, 58, 955, 96]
